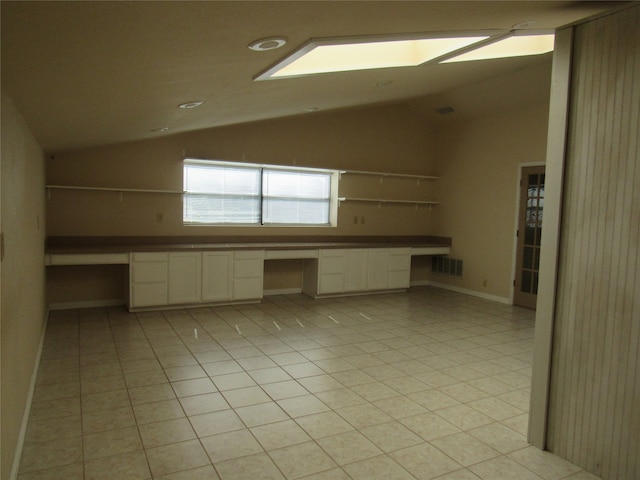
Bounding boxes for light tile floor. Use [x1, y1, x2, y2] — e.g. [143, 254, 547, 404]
[18, 287, 601, 479]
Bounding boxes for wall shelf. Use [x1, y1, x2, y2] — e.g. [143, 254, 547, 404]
[339, 197, 440, 207]
[340, 169, 439, 183]
[338, 170, 440, 208]
[46, 185, 185, 195]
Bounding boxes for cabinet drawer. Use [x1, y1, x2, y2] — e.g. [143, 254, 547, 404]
[132, 261, 168, 283]
[234, 258, 263, 278]
[388, 270, 411, 289]
[389, 254, 411, 271]
[132, 252, 168, 263]
[233, 278, 263, 300]
[318, 273, 345, 294]
[319, 257, 344, 275]
[131, 282, 168, 307]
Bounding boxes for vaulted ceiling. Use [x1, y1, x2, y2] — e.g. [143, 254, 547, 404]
[1, 1, 623, 153]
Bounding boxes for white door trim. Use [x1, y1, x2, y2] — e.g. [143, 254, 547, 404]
[528, 26, 573, 449]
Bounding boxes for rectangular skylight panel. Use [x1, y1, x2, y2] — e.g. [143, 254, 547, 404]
[269, 36, 488, 78]
[441, 34, 555, 63]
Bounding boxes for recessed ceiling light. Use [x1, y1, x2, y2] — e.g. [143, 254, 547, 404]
[248, 37, 288, 52]
[254, 33, 494, 80]
[305, 107, 320, 112]
[150, 127, 169, 132]
[178, 101, 204, 109]
[441, 32, 554, 63]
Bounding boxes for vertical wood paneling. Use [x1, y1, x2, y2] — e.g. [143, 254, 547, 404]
[547, 6, 640, 480]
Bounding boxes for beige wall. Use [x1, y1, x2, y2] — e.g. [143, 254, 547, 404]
[430, 103, 550, 300]
[1, 91, 47, 480]
[46, 103, 437, 237]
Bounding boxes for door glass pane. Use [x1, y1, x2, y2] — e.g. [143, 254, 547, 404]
[524, 247, 534, 269]
[528, 174, 539, 188]
[522, 270, 532, 293]
[525, 226, 535, 245]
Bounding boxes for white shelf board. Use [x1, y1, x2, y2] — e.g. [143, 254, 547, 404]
[46, 185, 184, 194]
[340, 169, 439, 180]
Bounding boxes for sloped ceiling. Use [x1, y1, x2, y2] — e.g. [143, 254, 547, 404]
[0, 1, 624, 153]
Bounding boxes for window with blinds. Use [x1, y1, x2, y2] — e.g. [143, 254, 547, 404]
[183, 159, 338, 226]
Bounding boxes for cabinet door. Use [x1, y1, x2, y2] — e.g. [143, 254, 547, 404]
[232, 251, 265, 300]
[168, 252, 201, 305]
[388, 248, 411, 289]
[367, 249, 390, 290]
[317, 249, 346, 294]
[345, 249, 368, 292]
[202, 251, 232, 302]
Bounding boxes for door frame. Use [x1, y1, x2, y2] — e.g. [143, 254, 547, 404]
[511, 162, 545, 306]
[528, 26, 573, 449]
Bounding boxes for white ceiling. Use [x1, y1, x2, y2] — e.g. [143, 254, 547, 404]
[0, 1, 623, 154]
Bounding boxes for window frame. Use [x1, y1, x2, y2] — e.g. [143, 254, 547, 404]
[183, 159, 340, 227]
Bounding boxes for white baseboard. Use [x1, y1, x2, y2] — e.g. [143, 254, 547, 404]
[48, 298, 126, 310]
[411, 280, 512, 305]
[10, 309, 50, 480]
[263, 288, 303, 296]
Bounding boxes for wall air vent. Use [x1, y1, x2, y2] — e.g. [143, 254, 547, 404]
[435, 106, 455, 115]
[432, 256, 463, 277]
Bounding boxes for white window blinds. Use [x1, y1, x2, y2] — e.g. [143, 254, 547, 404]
[183, 160, 335, 226]
[262, 169, 331, 225]
[183, 162, 261, 224]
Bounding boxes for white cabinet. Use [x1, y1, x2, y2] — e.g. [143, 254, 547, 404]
[388, 248, 412, 289]
[202, 251, 232, 302]
[317, 249, 346, 294]
[309, 247, 412, 297]
[233, 250, 265, 300]
[168, 252, 201, 304]
[345, 249, 368, 292]
[367, 248, 390, 290]
[317, 248, 367, 294]
[129, 249, 265, 310]
[129, 252, 168, 308]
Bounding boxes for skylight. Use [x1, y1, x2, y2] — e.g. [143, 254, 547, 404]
[255, 34, 491, 80]
[441, 33, 555, 63]
[253, 31, 555, 81]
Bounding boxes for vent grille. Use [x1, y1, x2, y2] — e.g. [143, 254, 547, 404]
[432, 256, 463, 277]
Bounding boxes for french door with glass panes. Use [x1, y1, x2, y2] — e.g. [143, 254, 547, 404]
[514, 166, 545, 309]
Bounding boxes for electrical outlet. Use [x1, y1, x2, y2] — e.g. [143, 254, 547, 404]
[156, 212, 164, 223]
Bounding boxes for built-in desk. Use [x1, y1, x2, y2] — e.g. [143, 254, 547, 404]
[45, 236, 451, 310]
